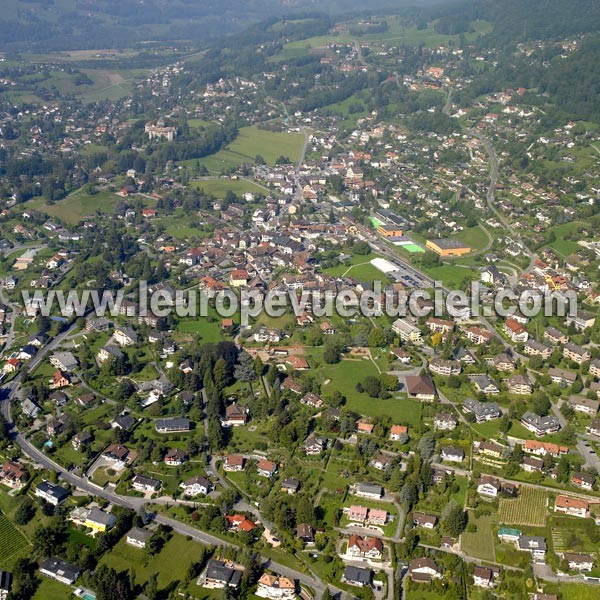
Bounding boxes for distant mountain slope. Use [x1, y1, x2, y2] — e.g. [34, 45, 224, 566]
[430, 0, 600, 45]
[0, 0, 429, 52]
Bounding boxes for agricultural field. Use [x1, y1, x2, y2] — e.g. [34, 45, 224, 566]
[550, 515, 600, 554]
[498, 486, 548, 527]
[0, 510, 30, 568]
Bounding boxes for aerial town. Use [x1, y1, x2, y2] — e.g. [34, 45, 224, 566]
[0, 1, 599, 599]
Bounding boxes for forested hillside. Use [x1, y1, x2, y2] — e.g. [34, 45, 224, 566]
[0, 0, 422, 51]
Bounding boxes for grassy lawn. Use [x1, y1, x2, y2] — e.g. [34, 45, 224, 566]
[324, 260, 389, 284]
[421, 264, 472, 288]
[101, 534, 207, 589]
[346, 394, 422, 427]
[560, 584, 600, 600]
[190, 178, 268, 199]
[324, 252, 382, 277]
[25, 188, 133, 224]
[176, 314, 227, 343]
[192, 125, 305, 172]
[92, 466, 123, 486]
[461, 513, 496, 562]
[546, 222, 587, 256]
[32, 577, 72, 600]
[453, 225, 490, 253]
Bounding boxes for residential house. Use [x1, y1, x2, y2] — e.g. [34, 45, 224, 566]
[586, 418, 600, 437]
[478, 440, 505, 459]
[353, 483, 384, 500]
[280, 478, 300, 495]
[72, 431, 92, 451]
[413, 512, 438, 529]
[426, 318, 454, 334]
[357, 421, 375, 435]
[408, 558, 442, 583]
[39, 558, 80, 585]
[568, 396, 599, 415]
[257, 459, 278, 478]
[126, 527, 153, 549]
[520, 412, 561, 437]
[296, 523, 314, 543]
[225, 514, 256, 532]
[506, 375, 533, 395]
[224, 455, 245, 472]
[503, 318, 528, 342]
[571, 473, 595, 491]
[49, 351, 78, 372]
[563, 553, 594, 571]
[548, 367, 577, 386]
[102, 444, 130, 466]
[544, 327, 568, 344]
[555, 495, 588, 518]
[347, 535, 383, 560]
[465, 326, 494, 345]
[429, 358, 461, 376]
[132, 475, 162, 493]
[434, 413, 458, 431]
[342, 566, 373, 588]
[35, 481, 70, 506]
[221, 402, 247, 427]
[477, 475, 501, 497]
[391, 319, 422, 342]
[524, 440, 568, 458]
[524, 340, 553, 359]
[256, 573, 296, 598]
[155, 417, 190, 433]
[164, 449, 187, 466]
[112, 414, 136, 431]
[463, 398, 502, 421]
[50, 369, 71, 389]
[389, 425, 408, 441]
[204, 560, 243, 589]
[0, 461, 25, 489]
[517, 536, 547, 562]
[0, 571, 11, 600]
[405, 375, 436, 401]
[473, 566, 498, 588]
[470, 374, 500, 395]
[563, 343, 590, 365]
[181, 476, 212, 496]
[112, 327, 138, 347]
[300, 392, 323, 408]
[73, 507, 115, 534]
[304, 433, 327, 455]
[522, 456, 544, 473]
[441, 446, 465, 462]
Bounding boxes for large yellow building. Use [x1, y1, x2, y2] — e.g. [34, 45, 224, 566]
[377, 221, 404, 237]
[426, 238, 471, 257]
